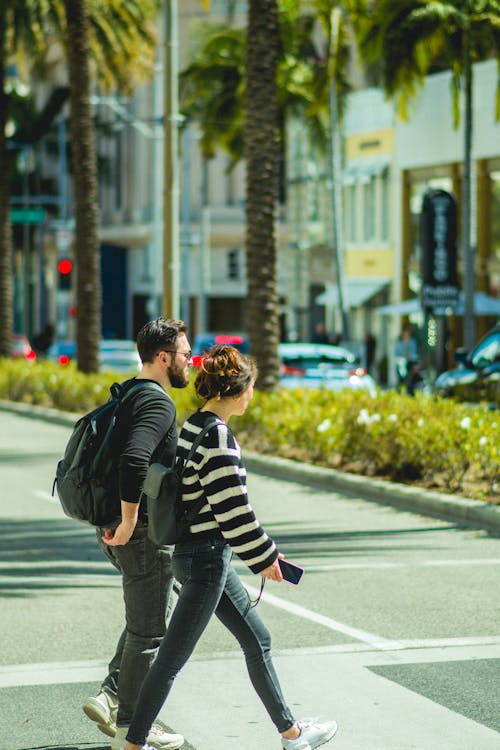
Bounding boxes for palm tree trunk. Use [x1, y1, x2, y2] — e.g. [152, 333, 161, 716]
[245, 0, 281, 390]
[0, 9, 14, 356]
[462, 40, 475, 351]
[64, 0, 101, 373]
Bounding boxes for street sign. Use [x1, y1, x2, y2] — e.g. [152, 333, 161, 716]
[420, 189, 460, 311]
[10, 208, 46, 225]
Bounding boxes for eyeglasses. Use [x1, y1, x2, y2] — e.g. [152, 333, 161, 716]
[160, 349, 192, 361]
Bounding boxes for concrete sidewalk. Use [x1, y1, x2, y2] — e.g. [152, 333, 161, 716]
[2, 398, 499, 535]
[157, 642, 500, 750]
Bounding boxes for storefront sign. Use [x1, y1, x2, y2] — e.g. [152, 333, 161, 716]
[420, 189, 459, 310]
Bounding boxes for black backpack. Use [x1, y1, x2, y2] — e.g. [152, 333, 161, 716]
[143, 418, 218, 545]
[53, 380, 166, 526]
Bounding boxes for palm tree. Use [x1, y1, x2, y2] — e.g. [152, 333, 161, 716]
[180, 1, 331, 388]
[0, 0, 160, 367]
[180, 9, 329, 164]
[245, 0, 282, 389]
[0, 8, 13, 358]
[354, 0, 500, 351]
[63, 0, 100, 372]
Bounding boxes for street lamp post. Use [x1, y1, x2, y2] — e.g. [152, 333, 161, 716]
[163, 0, 181, 319]
[327, 8, 349, 341]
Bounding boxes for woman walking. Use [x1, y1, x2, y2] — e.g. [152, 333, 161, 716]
[118, 345, 338, 750]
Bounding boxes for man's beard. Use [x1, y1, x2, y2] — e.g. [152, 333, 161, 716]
[168, 361, 189, 389]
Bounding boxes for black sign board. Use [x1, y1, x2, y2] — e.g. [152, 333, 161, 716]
[420, 189, 460, 310]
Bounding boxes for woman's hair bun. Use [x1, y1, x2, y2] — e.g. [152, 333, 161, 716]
[195, 345, 257, 401]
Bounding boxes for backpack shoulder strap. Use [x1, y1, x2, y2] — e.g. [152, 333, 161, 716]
[181, 418, 219, 471]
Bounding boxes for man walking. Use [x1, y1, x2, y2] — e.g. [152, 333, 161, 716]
[83, 318, 192, 750]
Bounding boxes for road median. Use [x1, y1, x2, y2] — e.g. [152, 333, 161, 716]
[2, 398, 499, 534]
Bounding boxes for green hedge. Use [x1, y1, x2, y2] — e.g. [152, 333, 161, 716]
[1, 358, 498, 503]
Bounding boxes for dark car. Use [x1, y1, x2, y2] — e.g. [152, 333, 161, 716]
[434, 324, 500, 407]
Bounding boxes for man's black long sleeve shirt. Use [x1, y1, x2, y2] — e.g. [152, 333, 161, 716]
[113, 379, 177, 513]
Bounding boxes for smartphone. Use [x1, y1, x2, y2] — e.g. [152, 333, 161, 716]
[278, 558, 304, 585]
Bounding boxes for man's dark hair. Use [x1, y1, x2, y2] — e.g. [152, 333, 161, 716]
[136, 318, 188, 364]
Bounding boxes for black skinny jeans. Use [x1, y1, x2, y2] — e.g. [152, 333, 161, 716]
[126, 536, 295, 745]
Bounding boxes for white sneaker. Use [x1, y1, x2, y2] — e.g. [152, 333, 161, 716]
[83, 690, 118, 737]
[111, 724, 184, 750]
[281, 718, 338, 750]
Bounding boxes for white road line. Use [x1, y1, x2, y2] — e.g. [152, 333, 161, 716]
[308, 559, 500, 571]
[0, 574, 120, 586]
[245, 583, 402, 650]
[2, 638, 500, 689]
[33, 489, 60, 504]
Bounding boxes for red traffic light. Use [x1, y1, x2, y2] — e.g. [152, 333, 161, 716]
[58, 258, 73, 275]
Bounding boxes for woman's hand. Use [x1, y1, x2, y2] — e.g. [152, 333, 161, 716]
[260, 553, 285, 582]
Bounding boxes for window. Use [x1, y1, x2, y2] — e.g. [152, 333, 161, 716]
[344, 184, 357, 242]
[380, 168, 390, 241]
[227, 249, 240, 280]
[362, 177, 375, 241]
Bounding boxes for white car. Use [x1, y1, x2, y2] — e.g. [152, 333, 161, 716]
[48, 339, 142, 373]
[99, 339, 142, 373]
[279, 342, 377, 396]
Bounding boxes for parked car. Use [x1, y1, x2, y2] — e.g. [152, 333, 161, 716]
[99, 339, 142, 373]
[47, 340, 76, 366]
[193, 332, 249, 356]
[47, 339, 141, 373]
[433, 323, 500, 407]
[278, 342, 377, 396]
[11, 334, 36, 362]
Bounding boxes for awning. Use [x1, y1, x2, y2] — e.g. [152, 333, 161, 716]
[342, 157, 391, 185]
[316, 278, 390, 308]
[377, 292, 500, 316]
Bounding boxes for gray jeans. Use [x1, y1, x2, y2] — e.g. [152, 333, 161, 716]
[126, 536, 295, 745]
[97, 521, 174, 726]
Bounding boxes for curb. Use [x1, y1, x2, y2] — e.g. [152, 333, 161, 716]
[2, 399, 499, 535]
[244, 451, 500, 535]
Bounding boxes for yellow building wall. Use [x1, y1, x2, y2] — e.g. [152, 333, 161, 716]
[346, 248, 394, 277]
[345, 129, 395, 160]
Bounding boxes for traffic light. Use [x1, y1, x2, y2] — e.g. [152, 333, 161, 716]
[57, 258, 73, 290]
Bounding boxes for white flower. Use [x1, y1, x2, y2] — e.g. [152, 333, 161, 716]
[388, 413, 398, 422]
[460, 417, 471, 429]
[479, 436, 488, 446]
[357, 409, 371, 425]
[317, 419, 331, 433]
[371, 413, 381, 422]
[417, 418, 424, 427]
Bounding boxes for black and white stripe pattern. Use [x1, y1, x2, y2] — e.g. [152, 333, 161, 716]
[177, 410, 277, 574]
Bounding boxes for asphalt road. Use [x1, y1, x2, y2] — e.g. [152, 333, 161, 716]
[0, 410, 499, 750]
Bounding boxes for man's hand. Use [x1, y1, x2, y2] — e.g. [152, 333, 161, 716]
[102, 499, 139, 546]
[102, 522, 135, 546]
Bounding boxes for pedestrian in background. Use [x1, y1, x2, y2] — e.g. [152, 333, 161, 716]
[117, 345, 338, 750]
[363, 331, 377, 375]
[394, 324, 419, 391]
[312, 321, 331, 344]
[83, 317, 192, 750]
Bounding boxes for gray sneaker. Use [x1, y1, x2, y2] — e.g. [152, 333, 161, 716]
[83, 690, 118, 737]
[281, 718, 338, 750]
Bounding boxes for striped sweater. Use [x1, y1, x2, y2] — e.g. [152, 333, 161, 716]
[177, 410, 278, 574]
